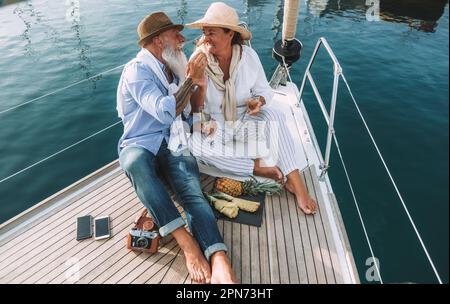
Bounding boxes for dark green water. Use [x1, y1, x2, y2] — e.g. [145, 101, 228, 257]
[0, 0, 448, 283]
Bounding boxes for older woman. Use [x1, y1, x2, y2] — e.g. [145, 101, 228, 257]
[187, 2, 317, 215]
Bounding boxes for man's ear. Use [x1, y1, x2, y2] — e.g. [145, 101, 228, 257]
[153, 35, 162, 48]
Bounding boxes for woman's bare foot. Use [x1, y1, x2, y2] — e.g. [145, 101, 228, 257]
[253, 159, 284, 183]
[285, 173, 317, 215]
[210, 251, 239, 284]
[295, 194, 317, 215]
[285, 180, 295, 194]
[172, 228, 211, 284]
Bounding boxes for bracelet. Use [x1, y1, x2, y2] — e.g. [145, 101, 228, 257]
[258, 96, 266, 106]
[174, 78, 195, 116]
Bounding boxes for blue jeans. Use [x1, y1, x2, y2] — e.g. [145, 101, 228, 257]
[119, 141, 227, 261]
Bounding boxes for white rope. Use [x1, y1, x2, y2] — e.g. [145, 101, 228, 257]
[0, 65, 125, 115]
[282, 56, 293, 83]
[0, 38, 199, 116]
[341, 74, 443, 284]
[0, 121, 122, 185]
[281, 57, 300, 101]
[333, 135, 383, 284]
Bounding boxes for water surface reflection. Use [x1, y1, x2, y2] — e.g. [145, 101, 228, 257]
[307, 0, 448, 32]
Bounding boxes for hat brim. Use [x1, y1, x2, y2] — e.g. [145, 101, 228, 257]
[186, 20, 252, 40]
[138, 24, 184, 47]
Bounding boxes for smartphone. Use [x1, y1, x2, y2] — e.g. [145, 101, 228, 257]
[76, 215, 93, 241]
[94, 216, 111, 240]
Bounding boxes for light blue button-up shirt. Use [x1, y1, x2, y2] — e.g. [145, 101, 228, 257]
[117, 56, 184, 155]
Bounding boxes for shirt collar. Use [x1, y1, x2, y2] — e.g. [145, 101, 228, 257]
[139, 48, 179, 85]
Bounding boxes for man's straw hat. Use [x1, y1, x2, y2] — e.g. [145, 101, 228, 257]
[186, 2, 252, 40]
[137, 12, 184, 47]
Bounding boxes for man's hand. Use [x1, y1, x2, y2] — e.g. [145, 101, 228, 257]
[247, 96, 264, 116]
[175, 53, 208, 116]
[186, 52, 208, 87]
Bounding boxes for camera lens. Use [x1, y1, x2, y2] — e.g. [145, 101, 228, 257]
[136, 237, 149, 248]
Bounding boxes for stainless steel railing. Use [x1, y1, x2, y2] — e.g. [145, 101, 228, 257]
[297, 37, 343, 178]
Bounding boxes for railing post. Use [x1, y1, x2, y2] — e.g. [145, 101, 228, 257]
[290, 37, 343, 178]
[319, 63, 342, 179]
[297, 39, 323, 107]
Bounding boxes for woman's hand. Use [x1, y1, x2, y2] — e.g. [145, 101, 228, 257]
[195, 73, 208, 90]
[246, 96, 264, 116]
[186, 52, 208, 87]
[202, 120, 217, 137]
[189, 53, 208, 113]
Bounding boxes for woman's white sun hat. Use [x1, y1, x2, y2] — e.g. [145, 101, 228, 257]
[186, 2, 252, 40]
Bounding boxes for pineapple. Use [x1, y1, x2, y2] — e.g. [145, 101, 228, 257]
[203, 192, 239, 219]
[210, 191, 261, 213]
[215, 177, 243, 197]
[214, 177, 282, 197]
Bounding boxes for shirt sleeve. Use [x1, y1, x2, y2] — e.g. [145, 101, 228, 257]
[124, 62, 176, 126]
[181, 103, 193, 127]
[247, 47, 274, 106]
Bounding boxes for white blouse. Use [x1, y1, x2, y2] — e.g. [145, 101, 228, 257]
[202, 45, 274, 124]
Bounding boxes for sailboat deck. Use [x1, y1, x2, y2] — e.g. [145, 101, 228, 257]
[0, 159, 357, 284]
[0, 83, 359, 284]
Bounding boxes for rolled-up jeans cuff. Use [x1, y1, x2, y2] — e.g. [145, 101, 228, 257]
[204, 242, 228, 262]
[159, 217, 186, 237]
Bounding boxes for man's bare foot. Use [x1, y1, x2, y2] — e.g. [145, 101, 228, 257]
[210, 251, 239, 284]
[183, 246, 212, 283]
[184, 249, 211, 284]
[295, 194, 317, 215]
[172, 228, 211, 283]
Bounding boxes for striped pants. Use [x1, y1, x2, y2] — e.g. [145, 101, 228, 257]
[188, 107, 307, 177]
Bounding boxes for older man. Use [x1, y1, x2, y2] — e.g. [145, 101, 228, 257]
[117, 12, 237, 284]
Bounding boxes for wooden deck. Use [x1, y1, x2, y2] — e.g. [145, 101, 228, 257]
[0, 83, 359, 284]
[0, 160, 358, 284]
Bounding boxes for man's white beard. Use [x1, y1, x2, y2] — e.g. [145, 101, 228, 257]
[162, 45, 188, 83]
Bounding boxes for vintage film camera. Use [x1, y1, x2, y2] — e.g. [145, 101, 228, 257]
[127, 209, 160, 253]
